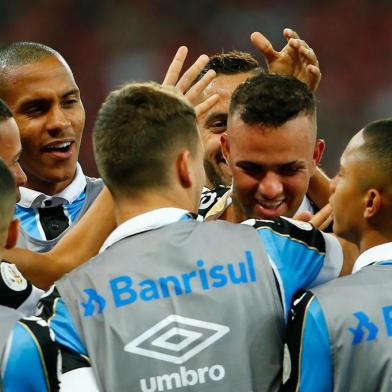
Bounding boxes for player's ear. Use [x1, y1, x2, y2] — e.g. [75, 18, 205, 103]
[5, 219, 19, 250]
[364, 189, 381, 219]
[313, 138, 325, 166]
[177, 149, 192, 188]
[221, 134, 230, 163]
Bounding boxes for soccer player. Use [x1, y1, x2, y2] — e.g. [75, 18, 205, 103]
[196, 30, 331, 221]
[0, 42, 104, 251]
[0, 159, 60, 391]
[196, 28, 321, 190]
[47, 82, 344, 391]
[0, 98, 44, 313]
[283, 119, 392, 391]
[218, 72, 325, 222]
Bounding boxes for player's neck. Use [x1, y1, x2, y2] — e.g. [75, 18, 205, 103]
[114, 191, 195, 226]
[24, 175, 74, 196]
[221, 200, 246, 223]
[358, 229, 392, 255]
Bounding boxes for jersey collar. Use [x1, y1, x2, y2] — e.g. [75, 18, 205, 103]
[99, 208, 199, 253]
[18, 162, 87, 208]
[352, 242, 392, 273]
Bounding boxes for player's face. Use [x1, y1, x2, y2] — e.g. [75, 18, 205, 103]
[0, 118, 27, 202]
[223, 112, 321, 219]
[197, 72, 253, 189]
[2, 56, 85, 195]
[330, 131, 367, 243]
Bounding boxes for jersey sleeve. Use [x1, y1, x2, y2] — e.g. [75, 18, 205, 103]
[1, 317, 60, 391]
[0, 262, 44, 315]
[243, 217, 343, 318]
[282, 290, 333, 392]
[37, 286, 89, 361]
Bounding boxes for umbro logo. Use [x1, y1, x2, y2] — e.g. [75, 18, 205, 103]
[124, 315, 230, 364]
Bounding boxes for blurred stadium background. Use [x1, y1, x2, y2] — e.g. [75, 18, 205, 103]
[1, 0, 391, 177]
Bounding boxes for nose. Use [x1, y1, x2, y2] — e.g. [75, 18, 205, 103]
[46, 105, 71, 134]
[15, 163, 27, 187]
[257, 171, 284, 199]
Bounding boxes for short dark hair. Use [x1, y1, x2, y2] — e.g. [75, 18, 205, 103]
[362, 118, 392, 180]
[0, 41, 59, 68]
[194, 50, 261, 84]
[93, 82, 199, 197]
[0, 41, 61, 95]
[0, 159, 16, 234]
[0, 98, 13, 122]
[229, 73, 316, 128]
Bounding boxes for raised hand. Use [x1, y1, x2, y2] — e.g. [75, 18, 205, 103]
[250, 28, 321, 92]
[162, 46, 219, 116]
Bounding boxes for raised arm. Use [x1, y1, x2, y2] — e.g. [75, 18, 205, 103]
[308, 165, 331, 211]
[3, 187, 116, 289]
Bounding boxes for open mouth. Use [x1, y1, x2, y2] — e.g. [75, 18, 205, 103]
[257, 200, 284, 209]
[253, 199, 286, 218]
[43, 141, 73, 153]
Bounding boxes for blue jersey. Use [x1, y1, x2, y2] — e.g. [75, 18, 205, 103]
[15, 176, 103, 252]
[15, 190, 87, 241]
[1, 316, 60, 391]
[244, 217, 342, 319]
[283, 260, 392, 392]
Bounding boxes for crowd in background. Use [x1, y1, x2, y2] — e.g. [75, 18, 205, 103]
[0, 0, 391, 176]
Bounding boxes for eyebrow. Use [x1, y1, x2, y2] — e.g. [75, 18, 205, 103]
[238, 160, 302, 167]
[63, 88, 80, 97]
[18, 88, 80, 109]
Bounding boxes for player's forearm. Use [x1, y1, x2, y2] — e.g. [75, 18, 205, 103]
[4, 187, 116, 289]
[307, 166, 331, 210]
[50, 186, 116, 269]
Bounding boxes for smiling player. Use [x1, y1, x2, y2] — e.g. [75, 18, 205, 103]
[0, 42, 103, 251]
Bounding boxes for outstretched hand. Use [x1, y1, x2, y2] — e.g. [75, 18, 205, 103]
[162, 46, 219, 116]
[250, 28, 321, 92]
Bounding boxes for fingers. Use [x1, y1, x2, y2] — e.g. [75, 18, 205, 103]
[162, 47, 215, 110]
[288, 38, 321, 91]
[283, 27, 300, 40]
[318, 215, 333, 231]
[309, 204, 333, 230]
[293, 211, 313, 222]
[162, 46, 188, 86]
[298, 46, 318, 66]
[250, 31, 279, 63]
[176, 54, 210, 94]
[186, 69, 216, 105]
[195, 93, 219, 118]
[306, 64, 321, 92]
